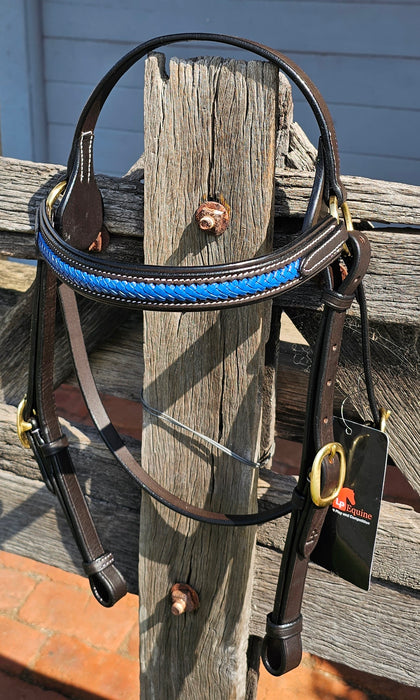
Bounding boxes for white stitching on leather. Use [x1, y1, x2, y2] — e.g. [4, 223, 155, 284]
[302, 229, 345, 274]
[80, 131, 94, 183]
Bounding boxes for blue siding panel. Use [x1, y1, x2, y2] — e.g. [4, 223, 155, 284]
[40, 0, 420, 186]
[42, 1, 420, 58]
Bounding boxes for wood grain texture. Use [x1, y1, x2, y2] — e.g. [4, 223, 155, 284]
[2, 156, 419, 328]
[1, 60, 420, 692]
[0, 429, 418, 687]
[286, 309, 420, 496]
[3, 154, 420, 241]
[250, 547, 420, 687]
[1, 402, 418, 592]
[0, 280, 130, 406]
[138, 53, 277, 699]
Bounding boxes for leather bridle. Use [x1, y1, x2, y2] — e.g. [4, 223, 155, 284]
[17, 34, 375, 677]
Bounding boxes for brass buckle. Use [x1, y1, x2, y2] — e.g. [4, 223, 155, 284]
[310, 442, 346, 507]
[46, 180, 67, 220]
[329, 196, 353, 257]
[379, 407, 391, 433]
[17, 398, 33, 449]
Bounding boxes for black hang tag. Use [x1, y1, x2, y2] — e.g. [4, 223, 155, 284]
[311, 417, 389, 591]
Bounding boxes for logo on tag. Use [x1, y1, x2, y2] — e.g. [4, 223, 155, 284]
[311, 417, 389, 590]
[332, 487, 373, 523]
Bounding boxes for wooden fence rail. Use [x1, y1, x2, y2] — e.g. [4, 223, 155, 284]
[0, 59, 419, 696]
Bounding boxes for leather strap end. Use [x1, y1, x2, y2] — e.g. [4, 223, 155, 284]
[83, 553, 127, 607]
[261, 614, 303, 677]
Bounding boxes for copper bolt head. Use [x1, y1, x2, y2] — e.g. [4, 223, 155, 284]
[195, 201, 229, 236]
[170, 583, 200, 616]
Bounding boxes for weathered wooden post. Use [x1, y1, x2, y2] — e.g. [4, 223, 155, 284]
[139, 54, 278, 697]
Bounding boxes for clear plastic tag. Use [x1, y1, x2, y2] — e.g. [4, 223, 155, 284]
[311, 417, 389, 590]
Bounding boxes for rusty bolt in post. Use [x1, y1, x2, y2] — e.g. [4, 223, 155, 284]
[170, 583, 200, 616]
[195, 201, 229, 236]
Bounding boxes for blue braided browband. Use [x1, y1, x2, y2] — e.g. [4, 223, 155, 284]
[38, 231, 301, 306]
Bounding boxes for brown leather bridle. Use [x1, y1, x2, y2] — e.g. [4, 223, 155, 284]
[17, 34, 376, 677]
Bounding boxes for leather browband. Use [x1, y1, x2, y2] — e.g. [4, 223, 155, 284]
[39, 199, 347, 310]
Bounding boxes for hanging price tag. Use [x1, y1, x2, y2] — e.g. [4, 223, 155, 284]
[311, 417, 389, 590]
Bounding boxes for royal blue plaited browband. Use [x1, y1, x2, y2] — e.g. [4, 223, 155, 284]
[37, 195, 347, 309]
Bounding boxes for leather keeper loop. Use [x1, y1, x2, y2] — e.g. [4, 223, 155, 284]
[39, 435, 69, 457]
[322, 289, 354, 312]
[83, 552, 115, 576]
[265, 614, 303, 641]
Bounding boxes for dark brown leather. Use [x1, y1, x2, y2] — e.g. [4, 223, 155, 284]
[261, 229, 371, 675]
[25, 259, 127, 607]
[39, 200, 348, 310]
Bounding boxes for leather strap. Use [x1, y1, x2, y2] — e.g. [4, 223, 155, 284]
[38, 198, 348, 310]
[57, 281, 296, 526]
[24, 255, 127, 607]
[56, 33, 345, 251]
[20, 33, 375, 679]
[261, 229, 371, 675]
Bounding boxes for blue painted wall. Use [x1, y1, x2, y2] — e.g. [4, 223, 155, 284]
[1, 0, 420, 186]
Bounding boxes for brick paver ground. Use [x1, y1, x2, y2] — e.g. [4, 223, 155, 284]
[0, 549, 418, 699]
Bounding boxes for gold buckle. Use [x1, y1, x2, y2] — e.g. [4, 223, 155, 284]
[310, 442, 346, 507]
[46, 180, 67, 220]
[329, 195, 354, 231]
[329, 196, 353, 257]
[379, 407, 391, 433]
[17, 398, 33, 449]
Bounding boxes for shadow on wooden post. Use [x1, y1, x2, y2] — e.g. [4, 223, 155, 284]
[138, 53, 278, 698]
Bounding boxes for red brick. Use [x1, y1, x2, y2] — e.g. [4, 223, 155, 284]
[257, 657, 369, 700]
[0, 550, 90, 592]
[19, 580, 90, 635]
[0, 550, 48, 577]
[0, 617, 49, 675]
[33, 633, 139, 700]
[124, 621, 139, 660]
[0, 669, 69, 699]
[314, 656, 420, 700]
[71, 591, 137, 651]
[55, 384, 143, 440]
[54, 385, 90, 424]
[0, 568, 36, 611]
[38, 563, 90, 591]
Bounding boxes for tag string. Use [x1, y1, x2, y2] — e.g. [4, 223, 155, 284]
[140, 391, 274, 469]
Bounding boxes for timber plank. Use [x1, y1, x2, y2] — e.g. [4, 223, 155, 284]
[2, 155, 420, 243]
[0, 281, 130, 405]
[286, 309, 420, 495]
[138, 53, 278, 700]
[0, 403, 418, 596]
[0, 460, 417, 687]
[250, 547, 419, 688]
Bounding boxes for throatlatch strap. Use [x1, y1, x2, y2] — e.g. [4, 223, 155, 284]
[57, 282, 296, 527]
[261, 228, 371, 675]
